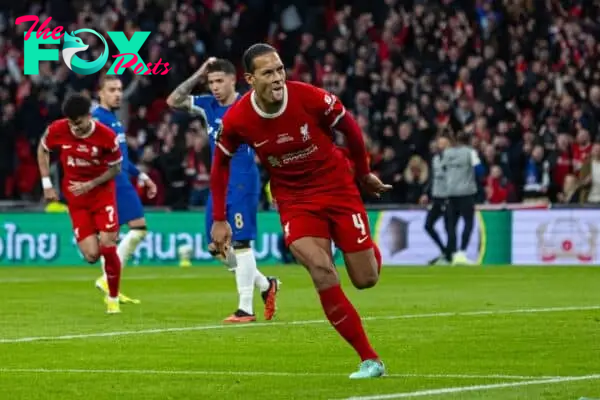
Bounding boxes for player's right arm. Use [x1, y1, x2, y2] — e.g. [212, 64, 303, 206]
[166, 57, 216, 112]
[37, 127, 58, 201]
[209, 112, 242, 253]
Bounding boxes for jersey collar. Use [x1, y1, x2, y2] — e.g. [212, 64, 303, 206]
[250, 84, 288, 119]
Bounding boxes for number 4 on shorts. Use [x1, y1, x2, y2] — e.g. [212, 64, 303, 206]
[352, 213, 368, 243]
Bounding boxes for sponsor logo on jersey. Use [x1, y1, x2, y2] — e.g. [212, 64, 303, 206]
[281, 145, 318, 164]
[67, 156, 93, 167]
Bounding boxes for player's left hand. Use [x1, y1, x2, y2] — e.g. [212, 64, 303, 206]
[145, 179, 158, 199]
[68, 181, 96, 196]
[359, 173, 393, 198]
[211, 220, 233, 256]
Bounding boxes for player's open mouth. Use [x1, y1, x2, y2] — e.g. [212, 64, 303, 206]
[272, 87, 284, 100]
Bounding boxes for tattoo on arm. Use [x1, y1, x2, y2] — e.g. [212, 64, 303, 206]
[167, 73, 204, 111]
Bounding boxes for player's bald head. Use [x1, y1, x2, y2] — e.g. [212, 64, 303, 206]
[243, 43, 277, 73]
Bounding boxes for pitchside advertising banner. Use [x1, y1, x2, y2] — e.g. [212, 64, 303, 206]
[511, 209, 600, 265]
[0, 210, 513, 267]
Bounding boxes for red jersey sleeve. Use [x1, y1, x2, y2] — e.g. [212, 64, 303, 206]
[215, 110, 242, 157]
[41, 122, 60, 151]
[302, 83, 346, 129]
[99, 127, 123, 166]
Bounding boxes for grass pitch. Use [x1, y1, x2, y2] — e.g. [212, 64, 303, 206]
[0, 265, 599, 400]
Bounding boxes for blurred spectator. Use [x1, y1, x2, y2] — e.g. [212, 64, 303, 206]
[523, 145, 550, 203]
[557, 174, 582, 204]
[580, 143, 600, 204]
[186, 132, 211, 206]
[485, 165, 514, 204]
[402, 155, 429, 204]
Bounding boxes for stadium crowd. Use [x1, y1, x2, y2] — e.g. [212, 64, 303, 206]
[2, 0, 600, 208]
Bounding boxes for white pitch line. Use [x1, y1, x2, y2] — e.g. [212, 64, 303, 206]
[1, 305, 598, 344]
[0, 274, 202, 284]
[341, 374, 600, 400]
[0, 368, 568, 381]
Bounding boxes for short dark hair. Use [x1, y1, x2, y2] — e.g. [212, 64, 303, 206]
[206, 59, 237, 75]
[98, 74, 121, 89]
[456, 131, 471, 145]
[62, 93, 91, 120]
[242, 43, 277, 73]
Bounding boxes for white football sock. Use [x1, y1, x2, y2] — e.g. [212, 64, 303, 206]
[235, 249, 258, 315]
[254, 269, 270, 292]
[117, 229, 147, 268]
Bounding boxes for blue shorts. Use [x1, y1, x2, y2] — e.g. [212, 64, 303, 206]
[205, 191, 259, 242]
[116, 183, 145, 226]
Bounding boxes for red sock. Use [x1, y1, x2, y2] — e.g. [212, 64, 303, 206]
[101, 246, 121, 298]
[373, 243, 382, 274]
[319, 284, 379, 361]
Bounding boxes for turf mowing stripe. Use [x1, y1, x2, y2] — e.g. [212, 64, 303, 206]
[0, 305, 598, 344]
[341, 374, 600, 399]
[0, 368, 569, 381]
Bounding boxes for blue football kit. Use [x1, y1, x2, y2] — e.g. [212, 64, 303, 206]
[92, 105, 145, 226]
[190, 94, 260, 242]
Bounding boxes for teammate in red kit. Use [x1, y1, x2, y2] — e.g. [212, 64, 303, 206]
[210, 44, 390, 378]
[37, 93, 124, 314]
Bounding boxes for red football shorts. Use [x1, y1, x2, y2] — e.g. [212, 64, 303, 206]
[278, 192, 373, 253]
[68, 190, 119, 242]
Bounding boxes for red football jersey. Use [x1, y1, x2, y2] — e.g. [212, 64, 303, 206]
[42, 119, 122, 206]
[217, 81, 357, 204]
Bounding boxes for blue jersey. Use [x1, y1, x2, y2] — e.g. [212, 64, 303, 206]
[191, 94, 260, 195]
[191, 94, 260, 242]
[91, 104, 145, 225]
[91, 105, 140, 187]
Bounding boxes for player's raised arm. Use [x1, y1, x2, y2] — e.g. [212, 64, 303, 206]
[166, 57, 217, 111]
[37, 127, 59, 201]
[306, 84, 392, 197]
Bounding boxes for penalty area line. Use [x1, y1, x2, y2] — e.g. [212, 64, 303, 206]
[339, 374, 600, 400]
[0, 368, 571, 381]
[0, 305, 598, 344]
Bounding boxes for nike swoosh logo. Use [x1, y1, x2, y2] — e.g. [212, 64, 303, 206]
[357, 236, 368, 244]
[106, 223, 116, 229]
[254, 140, 269, 147]
[62, 145, 72, 149]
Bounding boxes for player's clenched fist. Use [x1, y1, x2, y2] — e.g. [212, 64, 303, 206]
[43, 188, 59, 202]
[359, 173, 393, 198]
[145, 179, 158, 199]
[211, 220, 233, 255]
